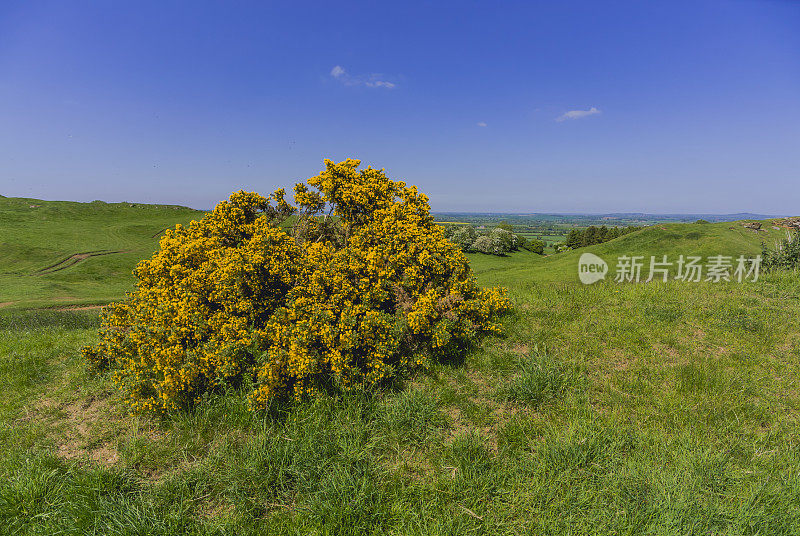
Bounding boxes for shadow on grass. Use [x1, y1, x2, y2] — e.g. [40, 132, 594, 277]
[0, 309, 101, 331]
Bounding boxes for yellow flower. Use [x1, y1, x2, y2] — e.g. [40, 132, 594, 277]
[85, 159, 510, 412]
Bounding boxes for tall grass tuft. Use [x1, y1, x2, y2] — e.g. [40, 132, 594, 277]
[380, 387, 448, 443]
[500, 346, 576, 407]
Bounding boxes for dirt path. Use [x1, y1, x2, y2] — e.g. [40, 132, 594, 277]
[53, 305, 105, 311]
[34, 250, 128, 275]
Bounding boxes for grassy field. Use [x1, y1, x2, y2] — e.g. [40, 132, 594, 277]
[469, 220, 787, 285]
[1, 198, 799, 534]
[0, 196, 202, 309]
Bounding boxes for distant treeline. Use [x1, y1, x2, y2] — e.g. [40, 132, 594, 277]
[442, 223, 545, 256]
[562, 225, 641, 249]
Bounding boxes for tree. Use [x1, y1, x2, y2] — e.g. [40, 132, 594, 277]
[490, 228, 515, 253]
[451, 225, 478, 251]
[565, 229, 582, 249]
[523, 239, 545, 255]
[596, 226, 608, 243]
[582, 226, 598, 246]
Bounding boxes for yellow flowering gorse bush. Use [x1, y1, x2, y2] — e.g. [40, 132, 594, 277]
[84, 159, 510, 411]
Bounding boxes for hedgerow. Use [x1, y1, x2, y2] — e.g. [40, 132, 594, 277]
[83, 159, 510, 412]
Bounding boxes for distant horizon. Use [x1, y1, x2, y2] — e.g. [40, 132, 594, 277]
[1, 192, 792, 219]
[3, 171, 797, 217]
[431, 211, 786, 218]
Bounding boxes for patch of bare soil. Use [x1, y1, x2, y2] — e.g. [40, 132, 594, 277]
[446, 406, 500, 453]
[36, 395, 120, 466]
[653, 342, 681, 362]
[386, 448, 436, 484]
[608, 348, 634, 372]
[199, 500, 236, 520]
[443, 374, 504, 453]
[443, 405, 478, 444]
[509, 344, 529, 356]
[53, 305, 105, 311]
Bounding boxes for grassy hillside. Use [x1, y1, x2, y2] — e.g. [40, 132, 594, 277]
[1, 207, 800, 534]
[469, 219, 787, 286]
[1, 198, 785, 310]
[0, 197, 203, 308]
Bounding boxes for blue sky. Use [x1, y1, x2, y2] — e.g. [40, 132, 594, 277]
[1, 1, 798, 213]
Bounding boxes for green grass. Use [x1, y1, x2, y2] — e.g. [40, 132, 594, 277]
[2, 205, 800, 534]
[0, 196, 202, 308]
[498, 345, 579, 407]
[469, 219, 786, 285]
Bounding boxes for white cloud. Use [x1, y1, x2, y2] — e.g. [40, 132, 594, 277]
[329, 66, 396, 89]
[477, 121, 487, 127]
[556, 107, 601, 122]
[330, 65, 346, 78]
[366, 80, 395, 89]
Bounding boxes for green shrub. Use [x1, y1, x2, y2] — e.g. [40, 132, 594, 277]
[762, 231, 800, 271]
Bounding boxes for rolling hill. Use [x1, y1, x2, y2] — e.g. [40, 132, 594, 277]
[469, 219, 789, 287]
[0, 196, 792, 309]
[0, 196, 203, 308]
